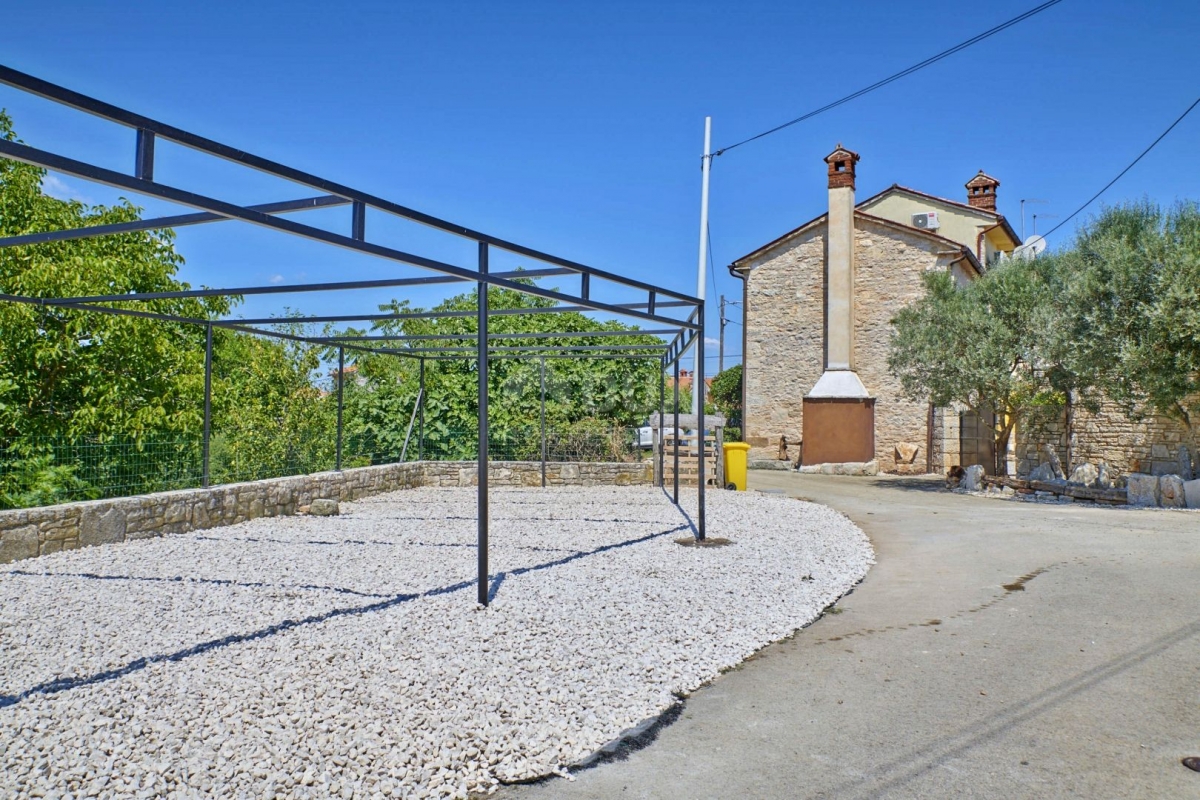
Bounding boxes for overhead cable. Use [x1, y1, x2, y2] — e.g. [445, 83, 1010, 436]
[1043, 96, 1200, 239]
[713, 0, 1065, 156]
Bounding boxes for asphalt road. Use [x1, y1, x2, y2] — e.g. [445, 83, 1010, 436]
[500, 472, 1200, 799]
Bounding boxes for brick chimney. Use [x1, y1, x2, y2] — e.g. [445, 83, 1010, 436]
[825, 143, 860, 191]
[965, 171, 1000, 212]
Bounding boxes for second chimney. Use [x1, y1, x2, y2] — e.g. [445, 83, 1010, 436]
[965, 170, 1000, 212]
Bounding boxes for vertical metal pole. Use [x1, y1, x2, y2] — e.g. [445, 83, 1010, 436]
[673, 356, 680, 505]
[697, 316, 707, 541]
[658, 358, 665, 487]
[202, 324, 213, 489]
[336, 346, 344, 471]
[691, 116, 712, 416]
[418, 358, 426, 461]
[540, 356, 547, 488]
[477, 243, 490, 606]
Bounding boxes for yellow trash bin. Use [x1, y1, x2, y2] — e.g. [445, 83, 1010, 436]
[723, 442, 752, 491]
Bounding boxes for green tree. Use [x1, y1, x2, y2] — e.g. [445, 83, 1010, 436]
[0, 110, 230, 441]
[888, 260, 1079, 475]
[339, 281, 665, 460]
[209, 323, 337, 483]
[1058, 201, 1200, 426]
[1, 111, 232, 506]
[708, 365, 742, 420]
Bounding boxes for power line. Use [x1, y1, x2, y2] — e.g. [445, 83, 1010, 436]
[706, 221, 718, 301]
[713, 0, 1065, 156]
[1042, 95, 1200, 240]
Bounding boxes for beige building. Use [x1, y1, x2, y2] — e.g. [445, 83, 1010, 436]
[729, 144, 1020, 473]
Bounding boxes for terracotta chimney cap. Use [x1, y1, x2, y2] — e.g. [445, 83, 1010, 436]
[965, 170, 1000, 189]
[825, 144, 860, 190]
[965, 170, 1000, 211]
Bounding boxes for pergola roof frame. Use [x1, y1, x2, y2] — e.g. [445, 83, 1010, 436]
[0, 65, 709, 607]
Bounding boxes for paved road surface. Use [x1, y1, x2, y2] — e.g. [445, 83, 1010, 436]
[501, 472, 1200, 799]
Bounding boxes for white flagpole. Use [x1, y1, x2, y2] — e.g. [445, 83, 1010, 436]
[691, 116, 712, 416]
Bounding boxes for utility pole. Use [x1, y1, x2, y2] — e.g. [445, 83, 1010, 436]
[719, 294, 726, 374]
[717, 295, 740, 375]
[691, 116, 712, 416]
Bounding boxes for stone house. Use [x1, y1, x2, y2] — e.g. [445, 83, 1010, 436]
[728, 144, 1020, 473]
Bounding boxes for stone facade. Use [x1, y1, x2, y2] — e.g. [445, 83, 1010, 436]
[740, 217, 962, 472]
[1016, 398, 1199, 479]
[0, 460, 653, 565]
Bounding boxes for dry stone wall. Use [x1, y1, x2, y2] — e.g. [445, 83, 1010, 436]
[1016, 399, 1199, 478]
[0, 460, 653, 565]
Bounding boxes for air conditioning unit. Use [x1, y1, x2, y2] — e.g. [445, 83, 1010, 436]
[911, 211, 940, 230]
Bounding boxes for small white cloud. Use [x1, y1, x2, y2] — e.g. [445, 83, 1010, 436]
[704, 337, 720, 347]
[41, 174, 92, 204]
[269, 274, 285, 285]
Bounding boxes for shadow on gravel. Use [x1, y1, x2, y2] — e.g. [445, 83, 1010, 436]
[0, 522, 687, 709]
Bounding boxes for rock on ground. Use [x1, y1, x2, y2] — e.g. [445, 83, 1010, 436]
[960, 464, 986, 492]
[1158, 475, 1186, 509]
[1028, 463, 1054, 482]
[0, 486, 872, 799]
[1069, 463, 1099, 488]
[308, 498, 340, 516]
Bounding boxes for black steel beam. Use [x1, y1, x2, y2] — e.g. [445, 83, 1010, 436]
[0, 64, 699, 306]
[39, 267, 573, 305]
[321, 328, 679, 343]
[376, 345, 667, 356]
[0, 195, 349, 249]
[218, 300, 694, 327]
[0, 138, 697, 331]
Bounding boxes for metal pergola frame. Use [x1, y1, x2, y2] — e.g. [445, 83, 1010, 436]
[0, 65, 708, 606]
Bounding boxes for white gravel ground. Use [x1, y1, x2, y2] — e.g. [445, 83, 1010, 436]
[0, 486, 873, 799]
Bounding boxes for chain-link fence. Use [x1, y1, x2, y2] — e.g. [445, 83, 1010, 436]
[0, 423, 648, 509]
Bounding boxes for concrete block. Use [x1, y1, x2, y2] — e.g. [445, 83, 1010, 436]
[0, 525, 39, 563]
[1184, 478, 1200, 509]
[1126, 473, 1160, 507]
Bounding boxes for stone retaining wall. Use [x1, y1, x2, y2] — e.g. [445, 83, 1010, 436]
[0, 460, 653, 564]
[1016, 399, 1199, 478]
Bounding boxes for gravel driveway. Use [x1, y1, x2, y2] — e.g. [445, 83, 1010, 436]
[0, 486, 872, 799]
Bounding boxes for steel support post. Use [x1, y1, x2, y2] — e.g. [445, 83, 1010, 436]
[336, 346, 345, 471]
[418, 358, 425, 461]
[696, 314, 706, 540]
[539, 356, 547, 488]
[658, 358, 665, 487]
[477, 243, 490, 606]
[673, 357, 680, 505]
[202, 324, 213, 489]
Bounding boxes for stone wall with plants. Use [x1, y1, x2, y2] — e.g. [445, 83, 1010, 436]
[1016, 398, 1198, 478]
[0, 460, 654, 564]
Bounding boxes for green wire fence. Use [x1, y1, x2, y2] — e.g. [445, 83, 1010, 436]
[0, 424, 648, 510]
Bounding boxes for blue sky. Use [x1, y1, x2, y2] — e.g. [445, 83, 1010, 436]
[2, 0, 1198, 371]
